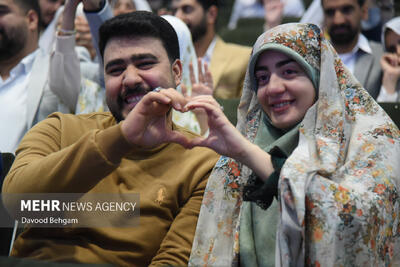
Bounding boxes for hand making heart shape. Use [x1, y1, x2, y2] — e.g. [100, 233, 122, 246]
[120, 88, 249, 160]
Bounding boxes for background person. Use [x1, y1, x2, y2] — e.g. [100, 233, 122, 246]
[321, 0, 384, 99]
[171, 0, 251, 99]
[378, 16, 400, 102]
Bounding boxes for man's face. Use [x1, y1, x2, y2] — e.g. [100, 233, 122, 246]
[0, 0, 29, 61]
[384, 29, 400, 55]
[103, 36, 181, 121]
[39, 0, 63, 28]
[171, 0, 207, 42]
[322, 0, 367, 46]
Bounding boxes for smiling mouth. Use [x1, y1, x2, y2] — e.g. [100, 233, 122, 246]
[125, 94, 145, 104]
[271, 100, 294, 108]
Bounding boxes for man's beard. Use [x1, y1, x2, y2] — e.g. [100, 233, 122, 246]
[190, 15, 207, 43]
[107, 77, 176, 122]
[0, 27, 27, 61]
[328, 24, 358, 46]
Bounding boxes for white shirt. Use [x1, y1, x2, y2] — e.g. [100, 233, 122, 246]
[0, 50, 38, 152]
[338, 34, 372, 74]
[202, 36, 217, 66]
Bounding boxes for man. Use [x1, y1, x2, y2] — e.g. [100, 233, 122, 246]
[171, 0, 251, 99]
[322, 0, 384, 99]
[38, 0, 64, 30]
[3, 11, 219, 266]
[0, 0, 75, 153]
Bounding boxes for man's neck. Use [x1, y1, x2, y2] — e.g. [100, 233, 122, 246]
[334, 34, 360, 54]
[194, 30, 215, 58]
[0, 43, 37, 80]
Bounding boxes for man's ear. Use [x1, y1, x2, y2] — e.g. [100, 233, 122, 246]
[26, 10, 39, 32]
[206, 6, 218, 25]
[172, 59, 183, 87]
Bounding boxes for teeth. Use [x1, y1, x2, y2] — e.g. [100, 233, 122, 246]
[126, 95, 143, 104]
[273, 101, 291, 108]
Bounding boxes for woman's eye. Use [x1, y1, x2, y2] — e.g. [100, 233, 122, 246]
[283, 69, 297, 75]
[256, 74, 270, 86]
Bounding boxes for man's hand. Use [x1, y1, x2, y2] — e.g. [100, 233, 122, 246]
[59, 0, 81, 34]
[121, 88, 191, 149]
[381, 52, 400, 94]
[75, 16, 96, 59]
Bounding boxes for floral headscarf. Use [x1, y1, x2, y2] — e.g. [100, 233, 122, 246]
[189, 23, 400, 266]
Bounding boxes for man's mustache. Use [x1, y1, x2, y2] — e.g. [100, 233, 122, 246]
[121, 85, 152, 99]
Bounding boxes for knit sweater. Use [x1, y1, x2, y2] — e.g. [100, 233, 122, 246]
[3, 112, 219, 266]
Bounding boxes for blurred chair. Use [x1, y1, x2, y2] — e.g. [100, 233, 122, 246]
[0, 152, 15, 256]
[378, 102, 400, 128]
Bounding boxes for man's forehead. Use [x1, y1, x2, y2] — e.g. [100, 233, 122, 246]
[103, 36, 166, 61]
[322, 0, 358, 7]
[172, 0, 198, 7]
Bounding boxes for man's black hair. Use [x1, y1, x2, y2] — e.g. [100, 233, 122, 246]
[99, 11, 180, 63]
[14, 0, 41, 28]
[196, 0, 219, 10]
[321, 0, 366, 8]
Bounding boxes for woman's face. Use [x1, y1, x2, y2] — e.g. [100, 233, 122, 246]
[255, 50, 316, 129]
[384, 29, 400, 54]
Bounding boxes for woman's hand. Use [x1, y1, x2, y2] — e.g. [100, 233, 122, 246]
[381, 52, 400, 95]
[184, 96, 275, 180]
[184, 96, 250, 158]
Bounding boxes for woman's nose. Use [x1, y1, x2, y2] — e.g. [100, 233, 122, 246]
[266, 73, 285, 95]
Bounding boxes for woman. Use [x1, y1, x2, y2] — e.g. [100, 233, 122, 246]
[378, 16, 400, 102]
[184, 23, 400, 266]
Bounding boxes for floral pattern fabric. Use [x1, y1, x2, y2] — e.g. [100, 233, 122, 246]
[189, 23, 400, 266]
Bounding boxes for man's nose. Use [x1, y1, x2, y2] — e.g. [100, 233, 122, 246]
[122, 65, 143, 89]
[332, 10, 346, 25]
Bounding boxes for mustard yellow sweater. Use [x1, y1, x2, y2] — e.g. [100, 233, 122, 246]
[3, 112, 219, 266]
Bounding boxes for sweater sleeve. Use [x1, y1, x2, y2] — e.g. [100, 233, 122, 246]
[243, 146, 287, 210]
[2, 113, 133, 196]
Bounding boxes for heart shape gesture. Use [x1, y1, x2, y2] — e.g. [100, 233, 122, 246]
[121, 89, 273, 181]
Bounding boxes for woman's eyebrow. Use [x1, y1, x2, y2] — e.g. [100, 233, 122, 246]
[276, 59, 295, 68]
[255, 59, 296, 72]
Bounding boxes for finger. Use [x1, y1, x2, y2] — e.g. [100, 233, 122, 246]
[198, 57, 205, 84]
[204, 63, 214, 92]
[183, 136, 209, 149]
[187, 95, 220, 107]
[181, 83, 188, 98]
[185, 100, 224, 117]
[158, 88, 187, 111]
[189, 62, 197, 85]
[165, 131, 193, 148]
